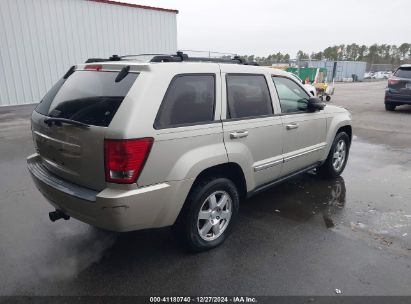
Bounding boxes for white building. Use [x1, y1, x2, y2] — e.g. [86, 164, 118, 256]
[0, 0, 178, 106]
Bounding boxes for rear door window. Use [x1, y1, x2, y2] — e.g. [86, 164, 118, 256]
[35, 71, 138, 127]
[394, 67, 411, 78]
[226, 75, 273, 119]
[154, 74, 215, 129]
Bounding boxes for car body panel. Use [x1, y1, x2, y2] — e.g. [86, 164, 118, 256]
[27, 61, 352, 232]
[320, 105, 352, 161]
[28, 153, 193, 231]
[219, 67, 284, 190]
[31, 110, 108, 191]
[280, 112, 327, 175]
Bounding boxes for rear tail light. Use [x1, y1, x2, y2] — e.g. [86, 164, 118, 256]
[104, 138, 153, 184]
[388, 77, 400, 85]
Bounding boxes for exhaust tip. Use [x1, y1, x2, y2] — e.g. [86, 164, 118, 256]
[49, 210, 70, 222]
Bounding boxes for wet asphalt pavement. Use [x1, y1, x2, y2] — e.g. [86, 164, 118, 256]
[0, 81, 411, 296]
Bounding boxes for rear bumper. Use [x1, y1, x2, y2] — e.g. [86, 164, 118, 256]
[385, 91, 411, 105]
[27, 154, 193, 232]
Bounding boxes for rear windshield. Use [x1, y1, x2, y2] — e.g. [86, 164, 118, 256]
[394, 68, 411, 78]
[35, 71, 138, 127]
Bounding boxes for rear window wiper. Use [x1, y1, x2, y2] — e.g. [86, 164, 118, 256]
[44, 117, 90, 128]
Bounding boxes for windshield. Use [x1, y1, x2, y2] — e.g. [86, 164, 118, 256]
[35, 71, 138, 127]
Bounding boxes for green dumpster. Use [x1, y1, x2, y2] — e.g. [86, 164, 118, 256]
[286, 67, 327, 83]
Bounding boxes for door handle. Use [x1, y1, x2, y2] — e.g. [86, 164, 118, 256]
[286, 123, 299, 130]
[230, 130, 248, 139]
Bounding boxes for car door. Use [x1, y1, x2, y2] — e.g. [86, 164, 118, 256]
[272, 76, 327, 177]
[141, 65, 228, 187]
[221, 69, 283, 190]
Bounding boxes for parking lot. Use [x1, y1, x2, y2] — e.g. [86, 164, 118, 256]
[0, 80, 410, 296]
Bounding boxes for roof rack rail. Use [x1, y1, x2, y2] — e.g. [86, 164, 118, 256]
[84, 52, 259, 66]
[150, 52, 259, 65]
[85, 54, 122, 63]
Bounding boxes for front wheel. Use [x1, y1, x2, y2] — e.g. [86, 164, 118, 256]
[317, 132, 350, 179]
[174, 177, 239, 252]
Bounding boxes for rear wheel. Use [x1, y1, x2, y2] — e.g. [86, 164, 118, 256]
[317, 132, 350, 179]
[174, 177, 239, 252]
[385, 104, 396, 111]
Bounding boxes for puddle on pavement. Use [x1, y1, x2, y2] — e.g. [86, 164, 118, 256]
[242, 137, 411, 253]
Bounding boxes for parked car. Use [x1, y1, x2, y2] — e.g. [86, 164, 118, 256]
[374, 71, 384, 79]
[289, 73, 317, 96]
[27, 53, 352, 251]
[385, 64, 411, 111]
[375, 71, 393, 79]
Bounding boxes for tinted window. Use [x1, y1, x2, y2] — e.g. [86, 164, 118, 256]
[272, 77, 310, 113]
[394, 67, 411, 78]
[35, 78, 65, 115]
[154, 75, 215, 128]
[35, 71, 138, 127]
[226, 75, 273, 119]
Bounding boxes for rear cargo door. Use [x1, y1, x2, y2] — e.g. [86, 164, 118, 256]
[31, 67, 138, 191]
[389, 67, 411, 97]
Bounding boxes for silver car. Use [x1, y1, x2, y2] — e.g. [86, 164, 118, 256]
[27, 53, 352, 251]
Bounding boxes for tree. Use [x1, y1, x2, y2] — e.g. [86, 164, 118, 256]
[358, 45, 368, 61]
[283, 54, 290, 62]
[367, 44, 379, 64]
[399, 43, 410, 60]
[337, 44, 346, 60]
[346, 43, 360, 61]
[240, 42, 411, 67]
[311, 51, 324, 60]
[297, 50, 309, 60]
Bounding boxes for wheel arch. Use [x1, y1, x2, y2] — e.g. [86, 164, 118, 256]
[321, 115, 352, 161]
[173, 162, 247, 226]
[337, 125, 352, 145]
[189, 162, 247, 200]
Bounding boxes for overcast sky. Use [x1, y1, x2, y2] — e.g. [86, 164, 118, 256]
[124, 0, 411, 57]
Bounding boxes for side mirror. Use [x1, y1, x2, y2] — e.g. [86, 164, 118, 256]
[307, 97, 325, 112]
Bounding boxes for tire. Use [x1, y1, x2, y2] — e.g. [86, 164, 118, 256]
[317, 132, 350, 179]
[326, 95, 331, 102]
[319, 96, 324, 101]
[385, 104, 396, 111]
[174, 177, 240, 252]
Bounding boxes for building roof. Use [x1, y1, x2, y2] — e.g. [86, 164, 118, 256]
[88, 0, 178, 14]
